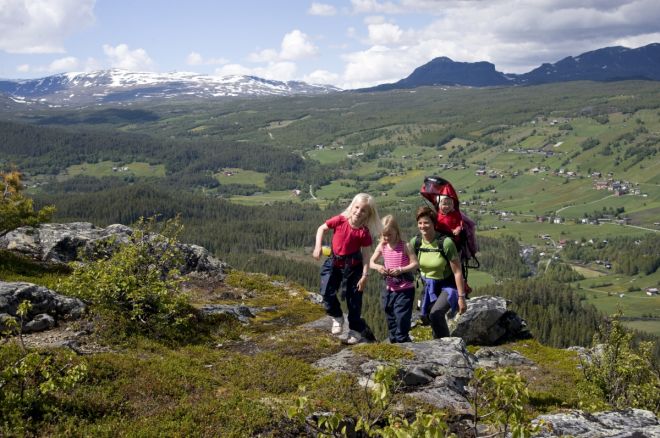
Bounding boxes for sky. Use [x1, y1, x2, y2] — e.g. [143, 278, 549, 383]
[1, 0, 660, 89]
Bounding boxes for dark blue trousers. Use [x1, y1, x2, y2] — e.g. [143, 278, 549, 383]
[319, 257, 365, 332]
[381, 286, 414, 343]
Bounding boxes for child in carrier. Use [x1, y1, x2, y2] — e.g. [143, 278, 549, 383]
[369, 215, 419, 343]
[436, 194, 463, 241]
[313, 193, 381, 345]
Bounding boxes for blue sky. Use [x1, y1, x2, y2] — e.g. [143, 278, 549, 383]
[1, 0, 660, 89]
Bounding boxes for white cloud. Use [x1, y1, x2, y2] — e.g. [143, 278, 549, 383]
[213, 63, 251, 76]
[17, 64, 30, 73]
[308, 2, 337, 16]
[280, 29, 318, 60]
[351, 0, 403, 14]
[614, 32, 660, 48]
[338, 0, 660, 85]
[243, 29, 317, 79]
[367, 22, 403, 45]
[303, 69, 340, 85]
[0, 0, 95, 53]
[249, 30, 318, 62]
[215, 61, 297, 81]
[186, 51, 228, 66]
[103, 43, 154, 71]
[341, 45, 419, 89]
[47, 55, 79, 72]
[248, 48, 279, 63]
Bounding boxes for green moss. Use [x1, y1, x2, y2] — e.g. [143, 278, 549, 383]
[352, 343, 415, 361]
[410, 324, 433, 342]
[508, 339, 585, 412]
[225, 270, 286, 296]
[253, 329, 343, 363]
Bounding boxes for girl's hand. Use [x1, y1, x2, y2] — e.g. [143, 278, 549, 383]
[357, 275, 368, 292]
[378, 265, 388, 276]
[458, 296, 467, 314]
[312, 246, 321, 260]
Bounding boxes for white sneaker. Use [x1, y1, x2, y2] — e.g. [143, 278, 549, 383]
[331, 316, 344, 335]
[345, 330, 362, 345]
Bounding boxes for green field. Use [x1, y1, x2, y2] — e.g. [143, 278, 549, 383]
[59, 161, 166, 179]
[214, 168, 267, 187]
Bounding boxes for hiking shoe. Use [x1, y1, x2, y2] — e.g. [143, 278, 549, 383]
[345, 330, 362, 345]
[331, 316, 344, 335]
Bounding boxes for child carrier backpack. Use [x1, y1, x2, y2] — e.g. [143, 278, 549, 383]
[420, 176, 480, 284]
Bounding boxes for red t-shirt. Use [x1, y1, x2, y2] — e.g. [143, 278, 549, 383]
[326, 215, 372, 256]
[436, 210, 463, 235]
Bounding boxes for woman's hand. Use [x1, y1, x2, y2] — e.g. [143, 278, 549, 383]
[458, 296, 467, 314]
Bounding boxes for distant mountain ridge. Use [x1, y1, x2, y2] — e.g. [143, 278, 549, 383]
[0, 69, 340, 106]
[362, 43, 660, 91]
[2, 44, 659, 106]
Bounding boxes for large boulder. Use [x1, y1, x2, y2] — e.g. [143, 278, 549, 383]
[0, 281, 86, 333]
[0, 222, 228, 278]
[533, 408, 660, 437]
[449, 295, 531, 345]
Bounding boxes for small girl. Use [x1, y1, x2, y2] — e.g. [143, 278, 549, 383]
[313, 193, 381, 345]
[436, 194, 463, 239]
[369, 215, 419, 343]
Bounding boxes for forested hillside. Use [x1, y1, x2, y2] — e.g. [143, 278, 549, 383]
[1, 80, 658, 351]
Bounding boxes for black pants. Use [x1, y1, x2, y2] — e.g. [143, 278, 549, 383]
[381, 287, 414, 343]
[319, 257, 365, 332]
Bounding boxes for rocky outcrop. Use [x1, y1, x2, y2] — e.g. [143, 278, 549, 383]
[0, 222, 228, 278]
[534, 408, 660, 437]
[0, 281, 86, 333]
[314, 337, 475, 414]
[449, 295, 531, 345]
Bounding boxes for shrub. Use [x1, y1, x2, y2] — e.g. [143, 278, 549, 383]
[578, 312, 660, 412]
[57, 216, 197, 344]
[0, 301, 87, 434]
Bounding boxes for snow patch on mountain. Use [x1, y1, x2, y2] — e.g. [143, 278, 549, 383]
[1, 69, 341, 106]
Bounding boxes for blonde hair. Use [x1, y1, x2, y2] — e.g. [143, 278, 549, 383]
[342, 193, 381, 236]
[380, 214, 403, 244]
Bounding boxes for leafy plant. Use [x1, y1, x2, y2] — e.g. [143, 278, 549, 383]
[57, 216, 197, 343]
[578, 312, 660, 412]
[0, 301, 87, 434]
[470, 367, 543, 438]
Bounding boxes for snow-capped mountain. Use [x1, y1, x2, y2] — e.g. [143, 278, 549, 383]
[0, 69, 341, 106]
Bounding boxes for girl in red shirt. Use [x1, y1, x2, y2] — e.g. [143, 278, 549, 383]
[313, 193, 381, 344]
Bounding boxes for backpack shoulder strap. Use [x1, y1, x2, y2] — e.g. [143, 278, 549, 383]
[414, 234, 451, 266]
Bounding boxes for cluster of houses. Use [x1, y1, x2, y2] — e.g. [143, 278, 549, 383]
[592, 176, 643, 196]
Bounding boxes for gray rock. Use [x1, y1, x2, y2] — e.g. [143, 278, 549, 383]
[533, 408, 660, 437]
[24, 313, 56, 333]
[199, 304, 258, 323]
[314, 337, 475, 414]
[451, 295, 530, 345]
[474, 346, 535, 368]
[0, 222, 228, 278]
[0, 281, 86, 333]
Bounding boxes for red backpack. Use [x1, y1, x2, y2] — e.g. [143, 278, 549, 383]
[420, 176, 480, 280]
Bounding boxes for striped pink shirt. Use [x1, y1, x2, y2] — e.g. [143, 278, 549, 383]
[382, 240, 414, 291]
